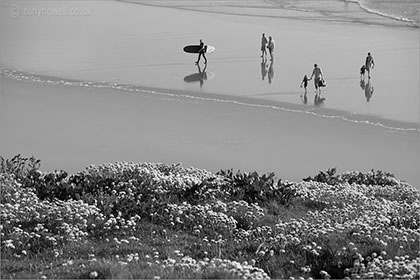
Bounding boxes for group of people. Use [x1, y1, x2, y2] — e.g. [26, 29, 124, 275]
[261, 33, 275, 61]
[359, 52, 375, 101]
[193, 37, 376, 103]
[300, 52, 375, 98]
[360, 52, 375, 80]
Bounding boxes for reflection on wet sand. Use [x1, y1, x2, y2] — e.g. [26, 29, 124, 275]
[364, 79, 374, 102]
[184, 64, 214, 87]
[261, 58, 268, 81]
[314, 94, 326, 107]
[268, 60, 274, 84]
[300, 93, 308, 105]
[260, 57, 274, 84]
[360, 75, 374, 102]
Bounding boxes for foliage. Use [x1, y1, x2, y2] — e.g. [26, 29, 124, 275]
[217, 169, 297, 207]
[1, 155, 419, 279]
[0, 154, 41, 184]
[303, 168, 398, 187]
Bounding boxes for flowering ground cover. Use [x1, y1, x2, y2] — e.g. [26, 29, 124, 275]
[1, 155, 419, 279]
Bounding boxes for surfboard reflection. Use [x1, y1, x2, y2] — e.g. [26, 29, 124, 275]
[184, 64, 214, 88]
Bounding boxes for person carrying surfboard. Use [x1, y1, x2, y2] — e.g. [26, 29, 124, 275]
[195, 39, 207, 65]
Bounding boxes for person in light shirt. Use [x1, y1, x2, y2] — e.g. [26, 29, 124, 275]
[267, 36, 275, 61]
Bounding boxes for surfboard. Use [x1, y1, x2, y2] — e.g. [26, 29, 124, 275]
[183, 45, 215, 54]
[206, 45, 215, 54]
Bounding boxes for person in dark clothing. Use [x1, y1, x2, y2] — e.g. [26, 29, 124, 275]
[365, 52, 375, 79]
[300, 75, 309, 94]
[196, 39, 207, 65]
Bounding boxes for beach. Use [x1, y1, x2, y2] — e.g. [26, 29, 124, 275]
[0, 0, 419, 186]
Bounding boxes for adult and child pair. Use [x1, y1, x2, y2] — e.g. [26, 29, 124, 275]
[300, 64, 325, 95]
[360, 52, 375, 80]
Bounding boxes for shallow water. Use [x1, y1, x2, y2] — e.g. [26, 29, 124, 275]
[353, 0, 419, 27]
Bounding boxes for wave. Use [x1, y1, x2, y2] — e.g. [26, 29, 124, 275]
[120, 0, 419, 29]
[1, 67, 419, 134]
[344, 0, 419, 27]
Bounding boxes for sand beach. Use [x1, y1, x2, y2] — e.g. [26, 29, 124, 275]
[0, 0, 419, 186]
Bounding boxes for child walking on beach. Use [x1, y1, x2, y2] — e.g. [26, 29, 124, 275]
[300, 75, 309, 94]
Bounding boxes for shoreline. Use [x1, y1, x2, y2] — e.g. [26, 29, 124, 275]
[0, 0, 418, 187]
[1, 1, 418, 124]
[119, 0, 420, 29]
[2, 68, 419, 132]
[1, 72, 418, 187]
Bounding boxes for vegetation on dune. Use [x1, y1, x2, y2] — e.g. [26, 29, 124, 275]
[1, 155, 419, 279]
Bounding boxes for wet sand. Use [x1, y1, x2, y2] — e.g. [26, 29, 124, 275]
[0, 0, 419, 186]
[0, 1, 418, 123]
[1, 75, 418, 186]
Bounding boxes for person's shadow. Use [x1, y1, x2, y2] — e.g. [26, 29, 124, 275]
[184, 64, 208, 87]
[364, 79, 374, 102]
[261, 57, 268, 81]
[268, 60, 274, 84]
[314, 93, 325, 107]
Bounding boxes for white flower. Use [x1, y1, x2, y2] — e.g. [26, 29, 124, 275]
[89, 271, 98, 278]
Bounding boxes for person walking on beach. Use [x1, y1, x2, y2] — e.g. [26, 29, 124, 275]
[365, 52, 375, 79]
[300, 75, 309, 94]
[267, 36, 275, 61]
[309, 64, 324, 95]
[196, 39, 207, 65]
[261, 33, 268, 58]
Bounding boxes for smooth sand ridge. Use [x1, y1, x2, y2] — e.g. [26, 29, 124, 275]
[0, 0, 419, 124]
[0, 75, 418, 186]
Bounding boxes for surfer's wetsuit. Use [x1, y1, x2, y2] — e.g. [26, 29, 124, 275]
[196, 41, 207, 64]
